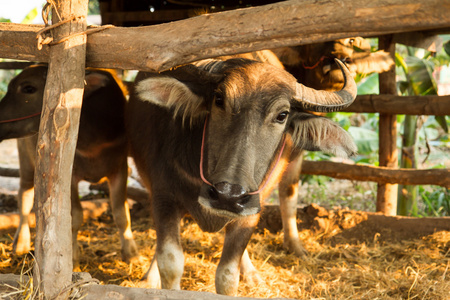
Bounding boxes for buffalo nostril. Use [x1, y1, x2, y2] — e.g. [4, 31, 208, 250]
[208, 186, 219, 200]
[237, 195, 250, 206]
[235, 195, 251, 210]
[214, 182, 246, 199]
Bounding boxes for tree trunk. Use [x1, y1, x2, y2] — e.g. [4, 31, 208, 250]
[33, 0, 88, 298]
[377, 35, 398, 216]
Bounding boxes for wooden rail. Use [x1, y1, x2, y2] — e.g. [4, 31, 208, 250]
[1, 0, 449, 72]
[301, 161, 450, 188]
[347, 94, 450, 115]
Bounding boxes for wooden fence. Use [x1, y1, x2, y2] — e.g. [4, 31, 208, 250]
[0, 0, 449, 298]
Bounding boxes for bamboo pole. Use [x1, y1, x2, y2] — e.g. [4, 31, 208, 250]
[33, 0, 88, 298]
[377, 35, 398, 216]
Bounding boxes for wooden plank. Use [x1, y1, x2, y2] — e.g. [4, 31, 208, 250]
[1, 0, 449, 72]
[0, 272, 292, 300]
[0, 61, 35, 70]
[301, 161, 450, 188]
[0, 200, 110, 232]
[345, 94, 450, 115]
[377, 35, 398, 216]
[0, 166, 20, 177]
[32, 0, 88, 298]
[81, 283, 292, 300]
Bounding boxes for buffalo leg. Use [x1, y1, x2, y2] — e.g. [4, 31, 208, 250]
[153, 200, 184, 290]
[13, 137, 37, 255]
[71, 179, 83, 269]
[216, 214, 259, 296]
[278, 152, 308, 256]
[12, 184, 34, 255]
[108, 157, 138, 263]
[141, 254, 161, 288]
[240, 249, 262, 285]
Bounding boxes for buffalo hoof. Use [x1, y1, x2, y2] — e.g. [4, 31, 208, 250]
[284, 239, 309, 257]
[12, 228, 31, 256]
[121, 238, 139, 263]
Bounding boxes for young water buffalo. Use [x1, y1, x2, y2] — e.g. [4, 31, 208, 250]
[0, 65, 138, 267]
[127, 57, 357, 295]
[272, 37, 394, 256]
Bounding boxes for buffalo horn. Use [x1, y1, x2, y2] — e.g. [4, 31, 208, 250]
[293, 59, 357, 112]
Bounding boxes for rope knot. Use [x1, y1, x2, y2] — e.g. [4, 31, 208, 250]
[36, 0, 114, 50]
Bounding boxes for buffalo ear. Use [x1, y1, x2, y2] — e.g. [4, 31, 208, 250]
[84, 71, 111, 99]
[289, 112, 357, 158]
[351, 50, 395, 75]
[136, 75, 207, 123]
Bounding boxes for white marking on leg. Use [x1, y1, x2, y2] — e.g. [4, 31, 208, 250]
[157, 240, 184, 290]
[142, 255, 161, 288]
[216, 259, 240, 296]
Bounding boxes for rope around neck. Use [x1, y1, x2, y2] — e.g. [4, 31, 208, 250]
[0, 112, 41, 124]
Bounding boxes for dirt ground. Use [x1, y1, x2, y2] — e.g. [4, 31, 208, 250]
[0, 139, 449, 299]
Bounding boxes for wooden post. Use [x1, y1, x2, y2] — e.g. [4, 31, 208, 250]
[33, 0, 88, 298]
[377, 35, 398, 215]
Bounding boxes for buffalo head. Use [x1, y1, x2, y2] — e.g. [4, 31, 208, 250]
[0, 65, 47, 141]
[136, 58, 357, 218]
[273, 37, 394, 91]
[0, 65, 120, 142]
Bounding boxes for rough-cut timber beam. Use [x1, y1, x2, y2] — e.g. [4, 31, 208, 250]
[301, 161, 450, 188]
[1, 0, 449, 72]
[346, 94, 450, 115]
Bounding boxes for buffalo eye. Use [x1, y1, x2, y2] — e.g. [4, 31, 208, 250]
[214, 92, 224, 108]
[275, 111, 289, 123]
[21, 85, 37, 94]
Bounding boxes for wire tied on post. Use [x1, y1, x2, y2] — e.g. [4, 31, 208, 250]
[36, 0, 114, 50]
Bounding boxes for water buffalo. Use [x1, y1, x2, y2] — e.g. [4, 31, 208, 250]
[0, 65, 138, 267]
[273, 37, 394, 90]
[270, 38, 395, 256]
[127, 56, 357, 295]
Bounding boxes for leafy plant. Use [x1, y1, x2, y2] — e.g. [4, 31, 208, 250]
[418, 186, 450, 217]
[21, 8, 38, 24]
[394, 40, 450, 216]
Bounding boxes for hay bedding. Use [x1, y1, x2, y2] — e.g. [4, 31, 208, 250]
[0, 201, 449, 300]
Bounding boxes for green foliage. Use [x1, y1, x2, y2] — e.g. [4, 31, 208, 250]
[0, 65, 18, 98]
[347, 127, 379, 164]
[443, 39, 450, 57]
[0, 18, 11, 22]
[356, 73, 379, 95]
[418, 187, 450, 217]
[88, 0, 100, 15]
[21, 8, 38, 24]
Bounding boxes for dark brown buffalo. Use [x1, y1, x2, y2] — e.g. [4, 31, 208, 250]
[0, 65, 138, 267]
[127, 56, 357, 295]
[271, 38, 394, 256]
[273, 37, 394, 90]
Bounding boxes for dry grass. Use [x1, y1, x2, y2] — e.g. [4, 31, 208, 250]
[2, 207, 449, 300]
